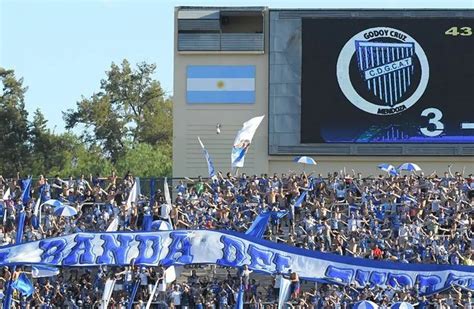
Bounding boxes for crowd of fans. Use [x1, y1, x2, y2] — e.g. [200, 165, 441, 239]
[0, 167, 473, 308]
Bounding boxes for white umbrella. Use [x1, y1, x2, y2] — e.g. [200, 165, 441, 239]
[391, 302, 415, 309]
[42, 199, 64, 208]
[294, 156, 317, 165]
[53, 205, 77, 217]
[398, 163, 422, 172]
[151, 220, 173, 231]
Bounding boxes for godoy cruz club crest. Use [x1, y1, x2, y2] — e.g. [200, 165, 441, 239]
[336, 27, 429, 115]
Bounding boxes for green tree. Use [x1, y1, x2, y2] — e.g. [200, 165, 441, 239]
[0, 68, 31, 176]
[64, 59, 172, 162]
[29, 109, 114, 177]
[115, 143, 172, 177]
[46, 138, 114, 177]
[30, 108, 52, 174]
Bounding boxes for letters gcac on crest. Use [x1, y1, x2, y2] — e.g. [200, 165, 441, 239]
[337, 27, 429, 115]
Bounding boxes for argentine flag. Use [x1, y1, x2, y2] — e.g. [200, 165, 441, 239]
[186, 65, 255, 104]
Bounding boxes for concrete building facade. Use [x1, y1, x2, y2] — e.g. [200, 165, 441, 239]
[173, 7, 474, 178]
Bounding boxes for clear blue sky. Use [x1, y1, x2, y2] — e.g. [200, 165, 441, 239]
[1, 0, 473, 132]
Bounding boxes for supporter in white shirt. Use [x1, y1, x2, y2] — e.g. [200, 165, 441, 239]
[303, 214, 315, 231]
[398, 223, 409, 247]
[170, 285, 182, 307]
[139, 267, 148, 287]
[160, 202, 171, 220]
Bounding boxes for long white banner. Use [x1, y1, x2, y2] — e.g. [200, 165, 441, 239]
[0, 230, 473, 294]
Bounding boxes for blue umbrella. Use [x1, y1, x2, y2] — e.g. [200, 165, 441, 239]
[53, 205, 77, 217]
[294, 156, 317, 165]
[391, 303, 415, 309]
[398, 163, 422, 172]
[378, 163, 398, 175]
[353, 301, 379, 309]
[151, 220, 173, 231]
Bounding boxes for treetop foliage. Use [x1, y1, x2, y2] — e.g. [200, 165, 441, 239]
[0, 60, 172, 178]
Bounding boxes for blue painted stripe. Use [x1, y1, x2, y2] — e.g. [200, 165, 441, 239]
[187, 66, 255, 78]
[187, 91, 255, 104]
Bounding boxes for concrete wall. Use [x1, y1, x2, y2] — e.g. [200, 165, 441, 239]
[173, 8, 474, 178]
[268, 156, 473, 177]
[173, 8, 269, 178]
[268, 10, 301, 153]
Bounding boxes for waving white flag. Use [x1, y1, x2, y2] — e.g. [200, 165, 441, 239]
[126, 177, 140, 210]
[2, 188, 10, 224]
[231, 115, 264, 168]
[278, 278, 292, 309]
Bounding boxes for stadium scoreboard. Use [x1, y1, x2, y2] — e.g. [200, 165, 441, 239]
[301, 13, 474, 144]
[301, 13, 474, 146]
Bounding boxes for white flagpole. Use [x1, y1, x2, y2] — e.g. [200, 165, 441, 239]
[100, 279, 116, 309]
[146, 280, 160, 309]
[106, 217, 119, 232]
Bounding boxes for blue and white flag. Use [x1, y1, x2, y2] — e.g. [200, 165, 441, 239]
[231, 115, 264, 168]
[187, 65, 255, 104]
[15, 211, 26, 244]
[235, 285, 244, 309]
[271, 210, 288, 221]
[246, 211, 288, 238]
[32, 265, 59, 278]
[12, 273, 34, 296]
[143, 214, 153, 231]
[245, 212, 272, 239]
[127, 279, 141, 309]
[21, 177, 32, 205]
[294, 190, 307, 208]
[149, 178, 156, 207]
[378, 163, 399, 176]
[198, 137, 216, 179]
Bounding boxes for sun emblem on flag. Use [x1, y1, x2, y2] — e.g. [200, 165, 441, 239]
[216, 80, 225, 89]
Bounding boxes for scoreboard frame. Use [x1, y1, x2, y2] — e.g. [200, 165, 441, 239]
[268, 9, 474, 156]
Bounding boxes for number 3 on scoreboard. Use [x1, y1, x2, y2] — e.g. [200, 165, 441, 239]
[421, 108, 444, 137]
[445, 26, 473, 36]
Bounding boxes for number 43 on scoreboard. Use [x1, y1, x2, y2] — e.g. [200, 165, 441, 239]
[445, 26, 473, 36]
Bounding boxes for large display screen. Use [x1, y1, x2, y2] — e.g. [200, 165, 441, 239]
[301, 16, 474, 144]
